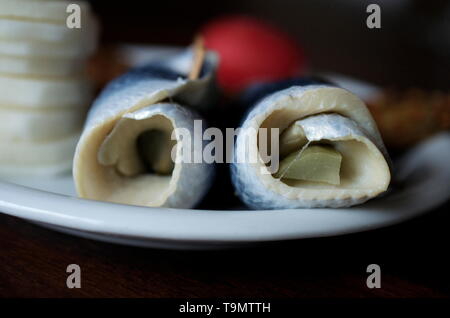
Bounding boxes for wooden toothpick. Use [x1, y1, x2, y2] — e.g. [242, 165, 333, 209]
[188, 36, 206, 80]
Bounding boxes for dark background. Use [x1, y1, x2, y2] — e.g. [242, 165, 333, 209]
[1, 0, 449, 299]
[90, 0, 450, 89]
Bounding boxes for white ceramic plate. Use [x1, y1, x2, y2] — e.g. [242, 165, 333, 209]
[0, 133, 449, 250]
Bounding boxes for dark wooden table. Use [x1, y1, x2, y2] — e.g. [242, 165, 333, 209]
[0, 0, 448, 301]
[1, 200, 449, 298]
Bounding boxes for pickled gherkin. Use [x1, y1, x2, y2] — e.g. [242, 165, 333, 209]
[275, 145, 342, 185]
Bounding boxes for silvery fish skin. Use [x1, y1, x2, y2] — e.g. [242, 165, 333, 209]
[74, 49, 218, 208]
[231, 84, 391, 209]
[297, 113, 375, 145]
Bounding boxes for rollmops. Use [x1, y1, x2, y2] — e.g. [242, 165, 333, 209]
[74, 49, 218, 208]
[231, 79, 391, 209]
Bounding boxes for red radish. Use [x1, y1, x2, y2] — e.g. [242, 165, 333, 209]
[201, 15, 306, 95]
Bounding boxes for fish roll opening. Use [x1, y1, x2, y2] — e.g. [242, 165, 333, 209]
[98, 114, 176, 179]
[136, 130, 176, 176]
[91, 111, 179, 206]
[259, 112, 389, 190]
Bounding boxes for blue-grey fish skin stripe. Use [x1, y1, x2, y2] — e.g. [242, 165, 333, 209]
[84, 49, 217, 129]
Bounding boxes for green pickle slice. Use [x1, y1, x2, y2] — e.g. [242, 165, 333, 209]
[275, 145, 343, 185]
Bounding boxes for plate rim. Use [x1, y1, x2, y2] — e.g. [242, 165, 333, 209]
[0, 133, 449, 246]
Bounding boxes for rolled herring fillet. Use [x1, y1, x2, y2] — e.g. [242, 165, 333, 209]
[74, 49, 218, 208]
[0, 106, 86, 141]
[0, 132, 79, 176]
[231, 84, 391, 209]
[0, 74, 92, 109]
[0, 55, 84, 77]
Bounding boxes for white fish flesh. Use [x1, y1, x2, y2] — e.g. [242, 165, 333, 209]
[0, 132, 79, 176]
[0, 74, 93, 109]
[0, 16, 98, 44]
[0, 106, 86, 141]
[0, 55, 84, 77]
